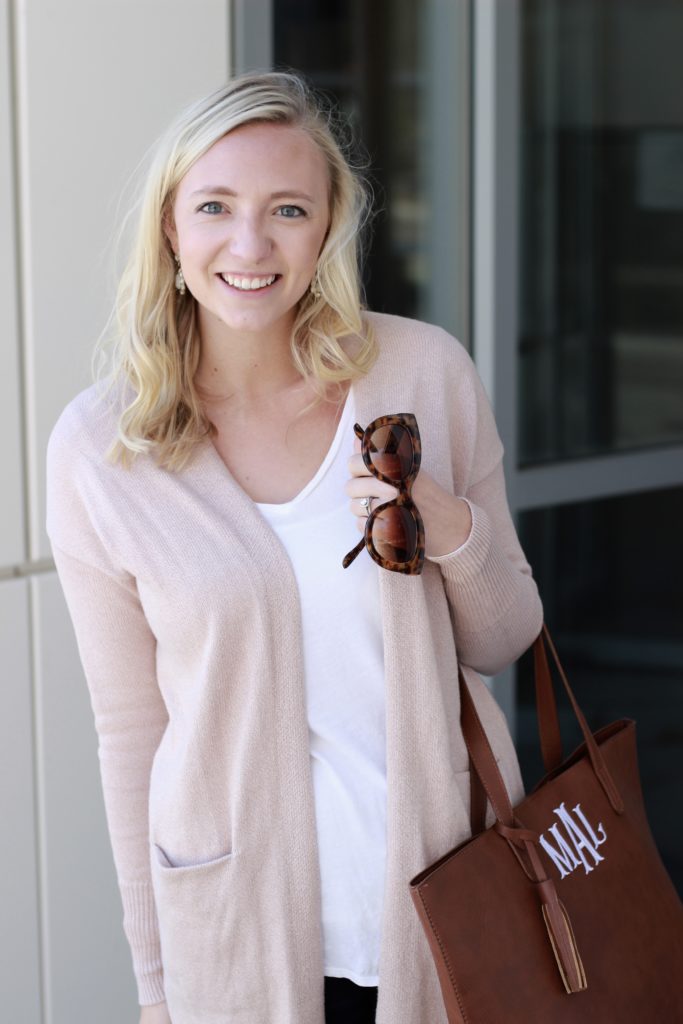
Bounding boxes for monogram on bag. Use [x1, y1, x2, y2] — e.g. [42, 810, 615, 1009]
[539, 802, 607, 879]
[409, 624, 683, 1024]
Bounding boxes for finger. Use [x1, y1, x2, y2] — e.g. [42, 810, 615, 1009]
[346, 477, 398, 502]
[352, 496, 374, 515]
[347, 452, 370, 477]
[352, 497, 374, 529]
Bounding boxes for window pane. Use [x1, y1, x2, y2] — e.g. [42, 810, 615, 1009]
[519, 0, 683, 464]
[517, 487, 683, 894]
[274, 0, 469, 341]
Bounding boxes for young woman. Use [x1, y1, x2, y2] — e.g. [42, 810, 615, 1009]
[46, 71, 543, 1024]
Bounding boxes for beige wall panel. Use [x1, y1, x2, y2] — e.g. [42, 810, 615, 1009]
[0, 578, 42, 1021]
[35, 570, 138, 1023]
[0, 2, 25, 567]
[15, 0, 229, 560]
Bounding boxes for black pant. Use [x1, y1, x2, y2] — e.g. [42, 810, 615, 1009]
[324, 976, 378, 1023]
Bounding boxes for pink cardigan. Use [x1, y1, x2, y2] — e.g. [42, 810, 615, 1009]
[46, 312, 543, 1024]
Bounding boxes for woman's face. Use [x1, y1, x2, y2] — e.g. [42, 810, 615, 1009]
[166, 121, 331, 339]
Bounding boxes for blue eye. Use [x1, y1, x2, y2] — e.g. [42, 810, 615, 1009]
[199, 201, 224, 214]
[277, 205, 306, 218]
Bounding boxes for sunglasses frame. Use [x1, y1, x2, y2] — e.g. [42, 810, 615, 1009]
[342, 413, 425, 575]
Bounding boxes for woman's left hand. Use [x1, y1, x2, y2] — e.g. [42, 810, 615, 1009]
[345, 438, 473, 558]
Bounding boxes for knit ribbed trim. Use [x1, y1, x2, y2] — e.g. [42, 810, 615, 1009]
[425, 497, 491, 581]
[426, 499, 535, 630]
[121, 881, 165, 1005]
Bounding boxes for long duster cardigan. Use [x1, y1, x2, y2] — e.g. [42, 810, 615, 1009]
[46, 311, 543, 1024]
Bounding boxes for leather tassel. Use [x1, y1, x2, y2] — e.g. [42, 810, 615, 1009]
[540, 889, 587, 993]
[512, 828, 588, 995]
[495, 820, 588, 994]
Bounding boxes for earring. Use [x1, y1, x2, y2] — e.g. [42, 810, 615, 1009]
[174, 253, 186, 296]
[310, 271, 322, 299]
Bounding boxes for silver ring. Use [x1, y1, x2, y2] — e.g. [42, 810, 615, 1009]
[359, 496, 373, 518]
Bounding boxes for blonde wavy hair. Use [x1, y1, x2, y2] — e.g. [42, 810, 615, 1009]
[94, 70, 378, 472]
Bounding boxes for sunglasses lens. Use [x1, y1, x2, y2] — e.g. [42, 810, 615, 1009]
[367, 424, 414, 482]
[371, 506, 418, 563]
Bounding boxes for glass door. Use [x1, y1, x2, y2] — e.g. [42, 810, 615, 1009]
[507, 0, 683, 893]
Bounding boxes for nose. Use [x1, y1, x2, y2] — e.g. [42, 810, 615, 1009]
[227, 213, 273, 265]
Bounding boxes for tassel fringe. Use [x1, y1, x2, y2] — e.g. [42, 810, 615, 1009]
[541, 897, 588, 993]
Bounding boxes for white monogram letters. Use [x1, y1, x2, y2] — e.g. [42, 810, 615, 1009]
[539, 802, 607, 880]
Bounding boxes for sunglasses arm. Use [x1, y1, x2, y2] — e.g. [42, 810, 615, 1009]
[342, 536, 365, 569]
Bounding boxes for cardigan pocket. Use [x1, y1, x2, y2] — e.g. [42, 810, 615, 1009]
[151, 842, 244, 1019]
[152, 842, 236, 871]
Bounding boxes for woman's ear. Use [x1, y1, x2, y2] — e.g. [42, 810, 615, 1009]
[162, 209, 178, 254]
[318, 219, 331, 256]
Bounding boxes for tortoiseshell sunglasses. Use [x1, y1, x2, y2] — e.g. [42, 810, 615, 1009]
[342, 413, 425, 575]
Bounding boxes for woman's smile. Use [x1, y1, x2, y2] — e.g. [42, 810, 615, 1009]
[220, 272, 282, 292]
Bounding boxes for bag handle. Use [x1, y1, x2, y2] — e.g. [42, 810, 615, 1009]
[462, 625, 623, 826]
[460, 667, 515, 826]
[533, 629, 564, 771]
[533, 625, 623, 813]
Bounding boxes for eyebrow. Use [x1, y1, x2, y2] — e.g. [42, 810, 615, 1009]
[190, 186, 316, 203]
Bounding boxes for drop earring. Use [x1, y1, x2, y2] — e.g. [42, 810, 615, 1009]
[174, 253, 186, 296]
[310, 272, 322, 299]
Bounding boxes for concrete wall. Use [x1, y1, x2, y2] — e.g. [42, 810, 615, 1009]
[0, 2, 230, 1019]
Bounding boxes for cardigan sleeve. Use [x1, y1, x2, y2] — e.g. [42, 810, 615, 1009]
[425, 346, 543, 676]
[50, 545, 168, 1005]
[46, 414, 167, 1006]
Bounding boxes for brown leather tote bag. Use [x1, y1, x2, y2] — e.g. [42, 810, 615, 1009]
[409, 625, 683, 1022]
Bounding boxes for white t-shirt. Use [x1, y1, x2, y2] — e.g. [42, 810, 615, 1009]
[256, 389, 385, 986]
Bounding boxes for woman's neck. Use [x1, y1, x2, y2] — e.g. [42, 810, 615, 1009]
[193, 308, 302, 406]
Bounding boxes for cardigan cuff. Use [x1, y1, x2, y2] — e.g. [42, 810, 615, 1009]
[425, 497, 486, 575]
[425, 498, 527, 619]
[121, 880, 166, 1005]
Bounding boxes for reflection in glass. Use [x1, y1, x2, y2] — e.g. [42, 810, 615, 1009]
[274, 0, 468, 340]
[519, 0, 683, 464]
[517, 487, 683, 894]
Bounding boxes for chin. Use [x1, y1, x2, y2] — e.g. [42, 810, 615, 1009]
[219, 310, 292, 335]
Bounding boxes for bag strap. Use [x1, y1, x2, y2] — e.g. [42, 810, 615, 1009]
[460, 668, 515, 826]
[534, 625, 624, 813]
[534, 630, 564, 771]
[463, 626, 623, 829]
[468, 754, 488, 835]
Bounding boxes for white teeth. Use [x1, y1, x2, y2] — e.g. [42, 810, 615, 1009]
[221, 273, 277, 290]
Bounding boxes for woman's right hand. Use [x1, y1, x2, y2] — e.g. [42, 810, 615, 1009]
[139, 1001, 172, 1024]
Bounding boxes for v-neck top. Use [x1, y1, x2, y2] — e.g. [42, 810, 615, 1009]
[256, 388, 385, 985]
[45, 310, 542, 1023]
[257, 386, 355, 510]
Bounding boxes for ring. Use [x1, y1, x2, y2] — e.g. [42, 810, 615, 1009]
[359, 496, 373, 518]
